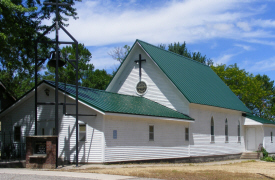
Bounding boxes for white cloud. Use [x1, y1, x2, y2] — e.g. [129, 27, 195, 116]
[237, 22, 251, 31]
[234, 44, 252, 51]
[214, 54, 237, 65]
[88, 46, 121, 71]
[252, 19, 275, 28]
[246, 56, 275, 72]
[42, 0, 274, 47]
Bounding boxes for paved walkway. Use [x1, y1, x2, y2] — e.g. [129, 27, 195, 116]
[0, 168, 157, 180]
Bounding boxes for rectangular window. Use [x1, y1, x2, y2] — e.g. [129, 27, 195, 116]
[185, 127, 189, 141]
[238, 123, 241, 142]
[271, 132, 273, 143]
[113, 130, 117, 139]
[79, 124, 86, 141]
[14, 126, 21, 142]
[42, 128, 45, 135]
[52, 128, 55, 135]
[149, 125, 154, 141]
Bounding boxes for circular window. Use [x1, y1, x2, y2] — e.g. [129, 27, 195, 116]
[136, 81, 147, 95]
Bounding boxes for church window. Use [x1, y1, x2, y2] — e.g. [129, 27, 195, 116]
[271, 132, 273, 143]
[238, 121, 241, 142]
[14, 126, 21, 142]
[113, 130, 117, 139]
[185, 127, 189, 141]
[211, 117, 214, 142]
[149, 125, 154, 141]
[225, 119, 228, 142]
[79, 124, 86, 141]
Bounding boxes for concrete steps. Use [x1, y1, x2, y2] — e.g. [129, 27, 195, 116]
[240, 152, 260, 159]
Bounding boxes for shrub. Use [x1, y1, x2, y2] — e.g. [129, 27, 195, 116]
[261, 147, 268, 158]
[264, 156, 274, 162]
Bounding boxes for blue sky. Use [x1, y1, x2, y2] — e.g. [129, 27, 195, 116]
[45, 0, 275, 82]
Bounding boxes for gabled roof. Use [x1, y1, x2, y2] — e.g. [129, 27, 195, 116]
[44, 81, 193, 121]
[135, 39, 250, 113]
[243, 113, 275, 125]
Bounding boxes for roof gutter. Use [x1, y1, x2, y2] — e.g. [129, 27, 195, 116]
[105, 112, 194, 122]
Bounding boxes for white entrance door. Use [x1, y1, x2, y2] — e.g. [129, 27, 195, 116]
[246, 127, 256, 151]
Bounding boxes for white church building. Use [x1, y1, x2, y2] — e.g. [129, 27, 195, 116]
[0, 39, 274, 163]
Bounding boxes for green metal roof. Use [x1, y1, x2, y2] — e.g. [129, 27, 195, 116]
[45, 81, 193, 121]
[243, 113, 275, 125]
[136, 39, 251, 113]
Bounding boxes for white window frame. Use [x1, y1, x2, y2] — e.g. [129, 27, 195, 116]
[79, 124, 86, 142]
[113, 130, 117, 139]
[185, 127, 189, 141]
[149, 125, 154, 141]
[237, 121, 241, 142]
[211, 117, 214, 143]
[225, 119, 228, 143]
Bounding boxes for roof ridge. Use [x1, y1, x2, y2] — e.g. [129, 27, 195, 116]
[136, 39, 210, 67]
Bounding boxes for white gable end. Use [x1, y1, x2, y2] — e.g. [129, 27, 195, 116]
[106, 42, 189, 115]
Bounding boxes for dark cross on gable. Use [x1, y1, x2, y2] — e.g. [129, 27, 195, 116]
[134, 54, 146, 80]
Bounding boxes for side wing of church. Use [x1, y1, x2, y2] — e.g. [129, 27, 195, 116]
[0, 39, 274, 163]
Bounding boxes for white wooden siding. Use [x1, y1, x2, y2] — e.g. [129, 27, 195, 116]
[0, 83, 104, 163]
[263, 125, 275, 153]
[1, 92, 35, 143]
[104, 115, 190, 162]
[189, 104, 245, 156]
[106, 43, 190, 115]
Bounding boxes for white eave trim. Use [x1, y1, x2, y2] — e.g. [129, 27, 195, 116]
[105, 112, 194, 122]
[244, 117, 263, 125]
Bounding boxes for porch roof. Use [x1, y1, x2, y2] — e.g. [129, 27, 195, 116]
[243, 113, 275, 125]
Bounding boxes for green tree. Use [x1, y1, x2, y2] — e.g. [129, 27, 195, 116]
[0, 0, 80, 98]
[82, 69, 112, 90]
[211, 64, 275, 121]
[43, 43, 93, 84]
[44, 43, 112, 90]
[167, 42, 213, 66]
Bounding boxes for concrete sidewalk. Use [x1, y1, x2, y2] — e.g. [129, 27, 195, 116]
[0, 168, 144, 180]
